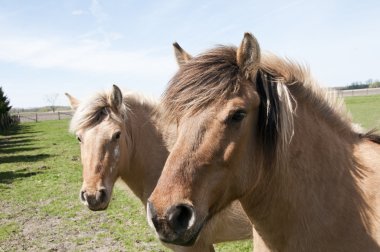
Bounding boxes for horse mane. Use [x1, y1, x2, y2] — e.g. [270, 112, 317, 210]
[260, 54, 353, 134]
[70, 90, 158, 133]
[162, 46, 361, 166]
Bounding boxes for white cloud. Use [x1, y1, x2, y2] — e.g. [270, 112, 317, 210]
[70, 1, 122, 53]
[90, 0, 107, 23]
[0, 35, 175, 77]
[71, 9, 86, 16]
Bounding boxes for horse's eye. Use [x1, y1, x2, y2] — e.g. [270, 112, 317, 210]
[113, 131, 121, 141]
[229, 109, 247, 123]
[77, 136, 82, 143]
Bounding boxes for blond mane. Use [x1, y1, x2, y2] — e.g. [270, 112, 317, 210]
[70, 90, 158, 133]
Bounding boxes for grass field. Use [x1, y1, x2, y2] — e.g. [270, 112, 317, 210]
[0, 95, 379, 251]
[345, 95, 380, 129]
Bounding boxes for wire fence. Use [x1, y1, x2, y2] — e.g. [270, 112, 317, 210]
[11, 111, 74, 123]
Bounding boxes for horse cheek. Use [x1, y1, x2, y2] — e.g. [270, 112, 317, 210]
[223, 142, 236, 163]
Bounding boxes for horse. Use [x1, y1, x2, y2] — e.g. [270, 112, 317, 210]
[147, 33, 380, 251]
[65, 85, 252, 252]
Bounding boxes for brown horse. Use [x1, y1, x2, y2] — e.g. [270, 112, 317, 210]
[66, 85, 252, 252]
[147, 33, 380, 251]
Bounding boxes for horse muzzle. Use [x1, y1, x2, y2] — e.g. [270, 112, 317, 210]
[147, 201, 204, 246]
[80, 188, 109, 211]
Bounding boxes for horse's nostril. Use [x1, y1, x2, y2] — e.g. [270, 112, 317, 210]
[80, 190, 86, 202]
[167, 204, 195, 233]
[97, 188, 107, 203]
[146, 201, 158, 230]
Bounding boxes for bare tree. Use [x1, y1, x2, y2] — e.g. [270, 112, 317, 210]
[45, 93, 59, 112]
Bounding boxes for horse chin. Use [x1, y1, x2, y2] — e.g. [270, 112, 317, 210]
[87, 202, 110, 211]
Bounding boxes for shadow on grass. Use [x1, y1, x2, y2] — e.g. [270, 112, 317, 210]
[0, 124, 29, 136]
[0, 135, 32, 140]
[0, 154, 51, 164]
[0, 138, 34, 147]
[0, 124, 41, 152]
[0, 147, 42, 154]
[0, 124, 42, 137]
[0, 169, 43, 184]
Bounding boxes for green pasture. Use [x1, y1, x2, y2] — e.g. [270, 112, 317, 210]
[345, 95, 380, 129]
[0, 95, 379, 251]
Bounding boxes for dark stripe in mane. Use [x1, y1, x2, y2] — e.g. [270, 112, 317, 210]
[256, 70, 282, 163]
[360, 129, 380, 144]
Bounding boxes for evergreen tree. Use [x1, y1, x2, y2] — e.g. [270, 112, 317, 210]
[0, 87, 12, 114]
[0, 87, 13, 131]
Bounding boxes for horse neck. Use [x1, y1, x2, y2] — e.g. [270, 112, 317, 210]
[119, 99, 169, 205]
[239, 90, 374, 250]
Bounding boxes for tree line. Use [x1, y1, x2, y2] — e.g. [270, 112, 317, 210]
[341, 79, 380, 90]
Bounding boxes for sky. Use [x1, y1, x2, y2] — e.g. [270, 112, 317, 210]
[1, 0, 379, 108]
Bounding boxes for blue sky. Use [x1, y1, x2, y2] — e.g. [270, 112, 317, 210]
[1, 0, 379, 108]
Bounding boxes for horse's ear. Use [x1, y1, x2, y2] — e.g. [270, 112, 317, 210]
[65, 93, 80, 110]
[237, 32, 261, 79]
[173, 42, 192, 66]
[111, 84, 123, 109]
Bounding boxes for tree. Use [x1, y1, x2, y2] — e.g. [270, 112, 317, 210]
[369, 80, 380, 88]
[0, 87, 13, 131]
[45, 93, 59, 112]
[0, 87, 12, 114]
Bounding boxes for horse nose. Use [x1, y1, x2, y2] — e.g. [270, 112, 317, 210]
[80, 188, 108, 211]
[147, 201, 195, 236]
[96, 188, 107, 203]
[167, 204, 195, 233]
[80, 189, 86, 202]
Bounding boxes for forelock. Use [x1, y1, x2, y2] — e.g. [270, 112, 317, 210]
[69, 91, 127, 133]
[162, 46, 242, 123]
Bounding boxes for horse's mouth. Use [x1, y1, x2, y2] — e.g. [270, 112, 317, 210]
[158, 217, 207, 247]
[87, 203, 109, 211]
[81, 196, 110, 211]
[160, 233, 198, 246]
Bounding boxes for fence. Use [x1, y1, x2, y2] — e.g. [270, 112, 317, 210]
[335, 87, 380, 97]
[11, 111, 74, 123]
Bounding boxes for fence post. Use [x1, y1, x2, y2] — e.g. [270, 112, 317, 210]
[58, 112, 61, 120]
[35, 113, 38, 122]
